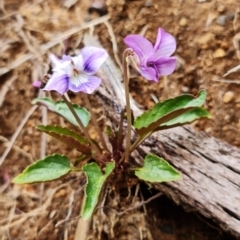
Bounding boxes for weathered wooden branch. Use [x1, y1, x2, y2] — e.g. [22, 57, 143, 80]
[84, 35, 240, 239]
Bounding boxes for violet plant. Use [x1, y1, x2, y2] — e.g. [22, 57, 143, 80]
[13, 28, 210, 220]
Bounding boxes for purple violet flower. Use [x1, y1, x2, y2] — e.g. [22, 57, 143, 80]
[124, 28, 176, 82]
[43, 47, 108, 95]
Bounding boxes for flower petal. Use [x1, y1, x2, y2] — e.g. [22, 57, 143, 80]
[52, 61, 73, 77]
[71, 55, 84, 72]
[69, 75, 101, 94]
[81, 47, 108, 74]
[154, 57, 176, 76]
[153, 28, 176, 57]
[43, 72, 69, 95]
[124, 35, 154, 59]
[49, 54, 62, 68]
[139, 65, 158, 82]
[62, 55, 72, 61]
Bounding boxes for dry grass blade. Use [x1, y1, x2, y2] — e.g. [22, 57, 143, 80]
[0, 105, 38, 166]
[0, 15, 110, 76]
[0, 75, 17, 107]
[212, 78, 240, 84]
[0, 184, 69, 233]
[223, 64, 240, 77]
[104, 21, 122, 69]
[0, 136, 33, 163]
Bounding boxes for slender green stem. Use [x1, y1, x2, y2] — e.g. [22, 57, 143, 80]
[82, 93, 109, 152]
[129, 132, 152, 153]
[62, 93, 101, 156]
[122, 49, 132, 163]
[129, 136, 141, 153]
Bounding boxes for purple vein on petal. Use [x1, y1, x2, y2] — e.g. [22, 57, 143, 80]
[154, 57, 176, 76]
[71, 75, 101, 94]
[43, 73, 69, 95]
[154, 28, 176, 57]
[81, 47, 108, 74]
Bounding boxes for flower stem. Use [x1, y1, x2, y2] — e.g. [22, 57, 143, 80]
[117, 108, 126, 150]
[62, 93, 101, 156]
[129, 131, 152, 153]
[82, 93, 109, 152]
[122, 49, 132, 163]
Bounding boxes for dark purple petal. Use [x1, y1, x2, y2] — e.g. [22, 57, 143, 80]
[139, 65, 158, 82]
[43, 73, 69, 95]
[153, 28, 176, 57]
[124, 35, 154, 59]
[153, 57, 176, 76]
[81, 47, 108, 74]
[69, 75, 101, 94]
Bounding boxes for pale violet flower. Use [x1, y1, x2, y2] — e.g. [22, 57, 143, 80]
[43, 47, 108, 94]
[124, 28, 176, 82]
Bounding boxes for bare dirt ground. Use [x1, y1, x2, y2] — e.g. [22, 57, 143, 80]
[0, 0, 240, 239]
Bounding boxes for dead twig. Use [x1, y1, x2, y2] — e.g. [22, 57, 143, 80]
[212, 78, 240, 84]
[118, 192, 162, 216]
[73, 173, 91, 240]
[0, 15, 110, 76]
[74, 218, 91, 240]
[104, 21, 122, 69]
[0, 183, 69, 232]
[223, 65, 240, 77]
[0, 75, 17, 107]
[0, 105, 38, 166]
[0, 136, 33, 163]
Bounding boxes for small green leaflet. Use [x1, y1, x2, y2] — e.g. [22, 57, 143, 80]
[156, 107, 210, 131]
[32, 98, 90, 127]
[134, 90, 207, 135]
[82, 162, 115, 220]
[38, 125, 91, 155]
[12, 154, 72, 184]
[135, 154, 181, 183]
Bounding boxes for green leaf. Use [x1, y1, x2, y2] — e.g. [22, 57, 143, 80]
[82, 162, 115, 220]
[32, 98, 90, 127]
[38, 125, 91, 155]
[134, 90, 206, 135]
[135, 154, 181, 183]
[156, 107, 210, 131]
[12, 154, 71, 184]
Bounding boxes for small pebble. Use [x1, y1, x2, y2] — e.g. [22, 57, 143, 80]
[179, 17, 187, 26]
[145, 0, 152, 7]
[197, 33, 215, 49]
[213, 48, 226, 58]
[223, 91, 234, 103]
[222, 126, 228, 131]
[181, 86, 189, 93]
[217, 4, 225, 13]
[224, 114, 231, 122]
[205, 127, 212, 133]
[216, 15, 226, 26]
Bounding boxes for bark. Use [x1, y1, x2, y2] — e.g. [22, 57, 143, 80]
[84, 35, 240, 239]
